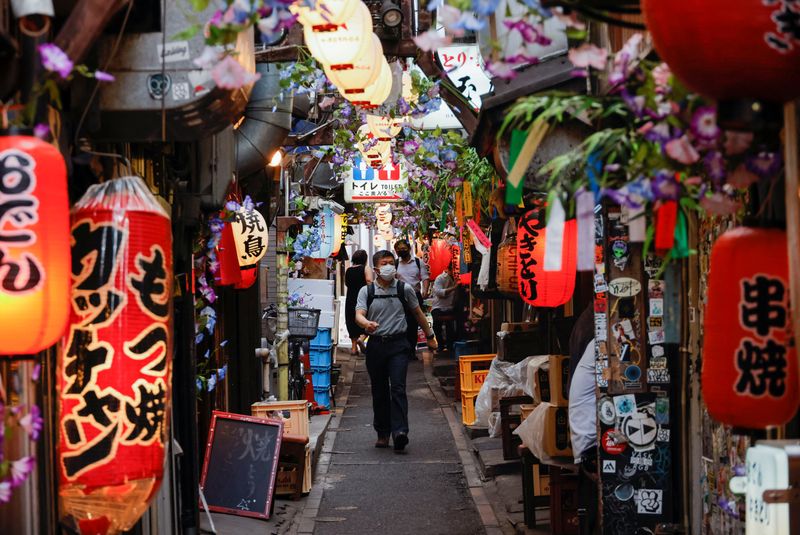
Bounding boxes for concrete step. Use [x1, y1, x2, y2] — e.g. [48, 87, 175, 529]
[472, 436, 522, 478]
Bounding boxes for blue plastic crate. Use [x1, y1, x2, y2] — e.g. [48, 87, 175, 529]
[313, 387, 331, 409]
[309, 345, 333, 368]
[310, 328, 332, 347]
[312, 365, 331, 389]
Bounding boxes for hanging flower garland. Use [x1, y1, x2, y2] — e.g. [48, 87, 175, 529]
[500, 35, 782, 258]
[0, 365, 43, 504]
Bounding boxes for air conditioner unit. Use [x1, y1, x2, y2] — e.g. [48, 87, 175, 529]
[91, 1, 255, 141]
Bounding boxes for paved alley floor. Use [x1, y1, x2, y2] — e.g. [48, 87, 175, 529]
[311, 353, 486, 535]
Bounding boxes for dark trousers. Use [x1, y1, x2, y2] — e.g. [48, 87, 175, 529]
[431, 308, 455, 353]
[577, 447, 599, 535]
[366, 336, 411, 437]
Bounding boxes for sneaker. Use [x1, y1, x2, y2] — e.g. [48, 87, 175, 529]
[375, 436, 390, 448]
[393, 433, 409, 453]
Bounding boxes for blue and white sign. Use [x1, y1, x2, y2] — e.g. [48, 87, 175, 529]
[344, 159, 407, 203]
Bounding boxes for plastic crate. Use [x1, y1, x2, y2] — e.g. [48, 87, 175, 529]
[288, 307, 321, 338]
[310, 328, 332, 347]
[459, 353, 495, 392]
[309, 345, 333, 368]
[312, 365, 331, 389]
[454, 340, 482, 360]
[461, 390, 479, 425]
[251, 400, 310, 439]
[314, 386, 331, 409]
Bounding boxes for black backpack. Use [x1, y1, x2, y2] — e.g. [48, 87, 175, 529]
[366, 280, 411, 312]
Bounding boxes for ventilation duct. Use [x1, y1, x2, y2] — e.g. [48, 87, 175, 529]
[89, 0, 255, 141]
[235, 63, 294, 179]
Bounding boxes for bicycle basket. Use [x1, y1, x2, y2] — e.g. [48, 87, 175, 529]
[288, 307, 321, 338]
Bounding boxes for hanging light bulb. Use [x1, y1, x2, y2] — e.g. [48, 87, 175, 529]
[290, 0, 359, 28]
[304, 1, 373, 68]
[324, 33, 383, 95]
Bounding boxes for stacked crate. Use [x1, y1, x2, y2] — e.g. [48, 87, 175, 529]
[251, 399, 312, 493]
[459, 354, 495, 425]
[309, 328, 333, 408]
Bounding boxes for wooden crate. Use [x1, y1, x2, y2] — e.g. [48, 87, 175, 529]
[251, 400, 310, 439]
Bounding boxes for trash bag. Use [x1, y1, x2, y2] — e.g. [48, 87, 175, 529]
[475, 356, 534, 434]
[513, 402, 574, 467]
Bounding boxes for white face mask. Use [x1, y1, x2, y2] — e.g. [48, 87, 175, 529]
[378, 264, 397, 281]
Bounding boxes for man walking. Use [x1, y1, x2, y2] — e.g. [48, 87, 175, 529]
[431, 264, 458, 355]
[394, 239, 429, 359]
[356, 250, 437, 452]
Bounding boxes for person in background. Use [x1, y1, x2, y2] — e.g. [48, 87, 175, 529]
[345, 249, 373, 355]
[567, 305, 599, 535]
[394, 239, 429, 359]
[356, 250, 437, 452]
[430, 263, 458, 355]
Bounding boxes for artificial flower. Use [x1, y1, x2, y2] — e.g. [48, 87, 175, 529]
[727, 164, 760, 189]
[0, 481, 10, 504]
[652, 63, 671, 92]
[10, 457, 35, 487]
[94, 70, 115, 82]
[472, 0, 500, 16]
[700, 192, 741, 216]
[552, 8, 584, 30]
[689, 106, 720, 141]
[568, 44, 607, 71]
[703, 151, 726, 185]
[207, 374, 217, 392]
[651, 172, 680, 201]
[33, 124, 50, 140]
[503, 19, 550, 46]
[19, 405, 43, 441]
[38, 44, 73, 79]
[665, 135, 700, 165]
[211, 56, 261, 90]
[319, 96, 336, 109]
[438, 5, 464, 36]
[608, 33, 642, 85]
[413, 30, 452, 52]
[486, 60, 517, 80]
[746, 151, 782, 178]
[194, 46, 223, 70]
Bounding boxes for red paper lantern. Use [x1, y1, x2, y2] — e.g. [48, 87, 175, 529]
[701, 227, 799, 428]
[234, 266, 258, 289]
[642, 0, 800, 105]
[0, 134, 70, 354]
[58, 176, 173, 534]
[516, 210, 577, 308]
[216, 221, 242, 286]
[428, 238, 452, 280]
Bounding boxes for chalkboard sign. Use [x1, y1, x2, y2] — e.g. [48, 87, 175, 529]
[200, 411, 284, 519]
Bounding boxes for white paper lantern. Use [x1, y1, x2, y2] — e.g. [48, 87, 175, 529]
[324, 33, 383, 95]
[230, 208, 269, 268]
[304, 1, 372, 68]
[290, 0, 358, 27]
[343, 57, 391, 107]
[366, 114, 403, 140]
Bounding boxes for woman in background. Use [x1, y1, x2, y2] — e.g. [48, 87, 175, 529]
[345, 249, 373, 355]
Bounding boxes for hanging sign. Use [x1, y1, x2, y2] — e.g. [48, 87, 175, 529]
[516, 209, 577, 308]
[309, 207, 337, 259]
[702, 227, 799, 428]
[435, 44, 493, 112]
[58, 176, 172, 533]
[344, 158, 407, 203]
[0, 134, 70, 354]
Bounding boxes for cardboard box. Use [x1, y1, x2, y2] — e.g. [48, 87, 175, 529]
[542, 405, 573, 458]
[533, 355, 570, 407]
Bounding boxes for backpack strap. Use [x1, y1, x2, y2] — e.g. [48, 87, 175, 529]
[415, 258, 421, 272]
[396, 280, 408, 311]
[366, 281, 411, 313]
[367, 283, 375, 311]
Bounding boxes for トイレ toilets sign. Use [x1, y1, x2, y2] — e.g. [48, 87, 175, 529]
[344, 158, 407, 203]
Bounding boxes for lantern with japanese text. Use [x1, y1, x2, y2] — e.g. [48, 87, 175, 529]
[343, 57, 392, 107]
[0, 133, 70, 354]
[701, 227, 799, 428]
[216, 221, 242, 287]
[324, 34, 383, 95]
[428, 238, 452, 280]
[230, 206, 268, 289]
[366, 113, 403, 141]
[58, 176, 172, 534]
[290, 0, 358, 27]
[516, 210, 577, 308]
[642, 0, 800, 116]
[303, 1, 372, 68]
[309, 206, 337, 259]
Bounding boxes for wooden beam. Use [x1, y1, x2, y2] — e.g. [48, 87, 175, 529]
[54, 0, 131, 64]
[783, 101, 800, 395]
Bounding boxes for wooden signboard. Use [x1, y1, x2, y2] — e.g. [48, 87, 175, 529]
[200, 411, 284, 519]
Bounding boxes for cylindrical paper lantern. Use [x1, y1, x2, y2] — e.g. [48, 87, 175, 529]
[0, 133, 70, 354]
[230, 207, 268, 269]
[216, 221, 242, 287]
[58, 176, 173, 534]
[516, 210, 576, 308]
[428, 238, 452, 280]
[702, 227, 799, 428]
[304, 1, 372, 68]
[309, 206, 337, 259]
[343, 57, 391, 107]
[290, 0, 358, 27]
[366, 114, 403, 140]
[324, 34, 383, 95]
[642, 0, 800, 105]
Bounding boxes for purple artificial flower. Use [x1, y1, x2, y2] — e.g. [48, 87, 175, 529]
[448, 175, 464, 187]
[38, 43, 73, 79]
[94, 70, 115, 82]
[608, 34, 642, 86]
[31, 364, 41, 382]
[332, 153, 345, 165]
[486, 60, 518, 80]
[651, 171, 680, 201]
[503, 19, 550, 46]
[207, 373, 217, 392]
[690, 106, 720, 142]
[568, 44, 607, 70]
[0, 481, 10, 504]
[652, 63, 672, 93]
[33, 124, 50, 140]
[397, 97, 412, 115]
[665, 135, 700, 165]
[19, 405, 43, 441]
[746, 151, 782, 178]
[638, 121, 674, 143]
[217, 364, 228, 381]
[10, 456, 35, 487]
[703, 151, 726, 186]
